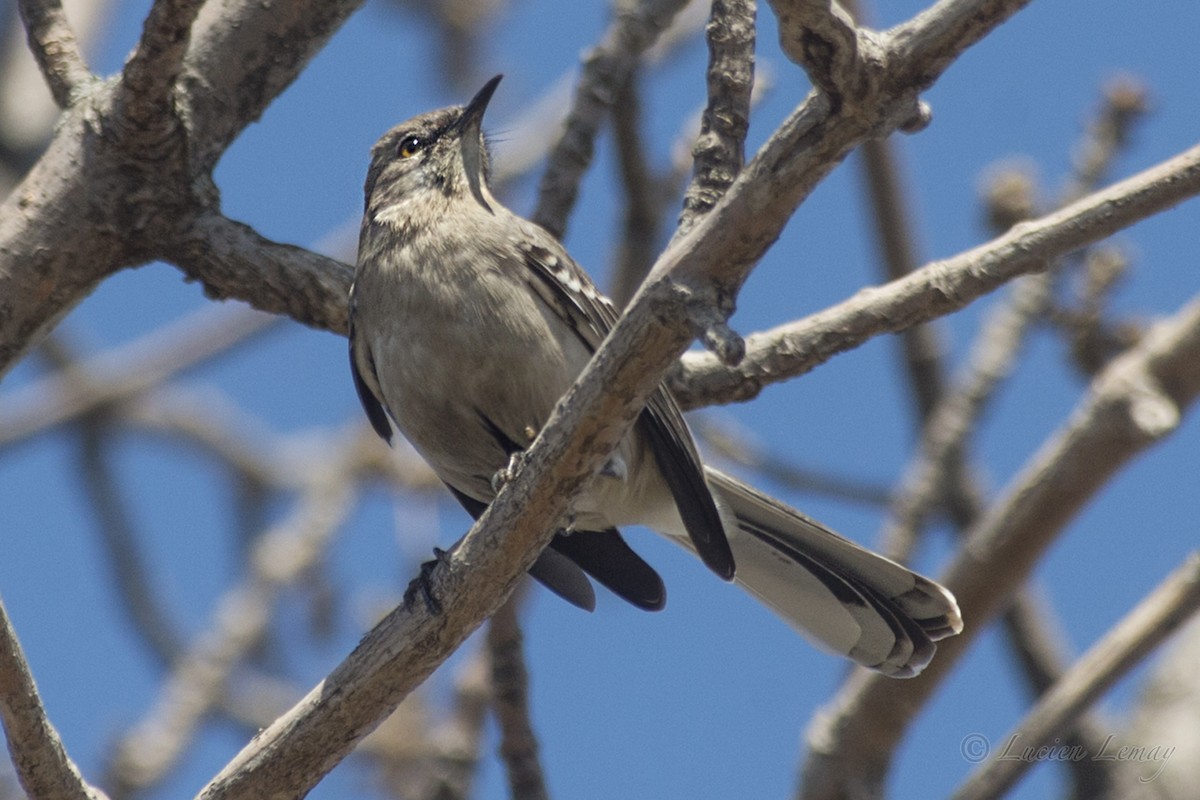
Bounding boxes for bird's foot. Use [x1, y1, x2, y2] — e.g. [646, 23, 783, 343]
[403, 547, 449, 615]
[490, 450, 529, 494]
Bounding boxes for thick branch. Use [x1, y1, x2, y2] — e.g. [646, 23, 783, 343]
[799, 295, 1200, 799]
[172, 212, 354, 334]
[672, 141, 1200, 409]
[182, 0, 364, 171]
[0, 92, 125, 380]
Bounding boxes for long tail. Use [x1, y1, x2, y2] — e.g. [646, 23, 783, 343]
[705, 469, 962, 678]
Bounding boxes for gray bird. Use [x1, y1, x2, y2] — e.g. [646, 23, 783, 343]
[349, 75, 962, 677]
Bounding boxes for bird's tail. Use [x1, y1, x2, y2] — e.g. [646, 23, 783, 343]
[705, 469, 962, 678]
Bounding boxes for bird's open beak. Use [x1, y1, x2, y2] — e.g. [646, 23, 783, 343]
[457, 75, 502, 212]
[457, 74, 502, 137]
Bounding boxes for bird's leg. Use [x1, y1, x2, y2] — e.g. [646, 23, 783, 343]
[490, 449, 529, 494]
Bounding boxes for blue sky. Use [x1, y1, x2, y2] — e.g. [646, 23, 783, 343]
[2, 1, 1199, 798]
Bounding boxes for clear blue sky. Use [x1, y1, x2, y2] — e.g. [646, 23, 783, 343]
[2, 1, 1199, 798]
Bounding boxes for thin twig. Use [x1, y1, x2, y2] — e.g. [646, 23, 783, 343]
[951, 554, 1200, 800]
[674, 0, 755, 239]
[0, 596, 109, 800]
[532, 0, 691, 239]
[109, 465, 356, 795]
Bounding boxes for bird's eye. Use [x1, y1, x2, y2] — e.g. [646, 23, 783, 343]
[397, 136, 424, 158]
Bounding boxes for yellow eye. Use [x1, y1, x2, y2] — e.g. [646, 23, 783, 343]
[398, 136, 423, 158]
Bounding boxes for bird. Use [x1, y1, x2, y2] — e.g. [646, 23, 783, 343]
[348, 75, 962, 677]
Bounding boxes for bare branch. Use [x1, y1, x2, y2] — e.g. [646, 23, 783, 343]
[951, 554, 1200, 800]
[15, 0, 91, 107]
[532, 0, 691, 239]
[675, 0, 755, 239]
[609, 73, 663, 308]
[0, 303, 280, 448]
[111, 464, 357, 794]
[765, 0, 872, 105]
[119, 0, 206, 129]
[183, 0, 365, 171]
[672, 141, 1200, 409]
[799, 294, 1200, 799]
[0, 597, 108, 800]
[487, 595, 549, 800]
[173, 212, 354, 335]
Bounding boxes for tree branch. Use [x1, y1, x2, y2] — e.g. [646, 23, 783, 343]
[672, 141, 1200, 409]
[173, 211, 354, 334]
[15, 0, 92, 107]
[951, 554, 1200, 800]
[532, 0, 691, 239]
[487, 595, 550, 800]
[119, 0, 206, 129]
[799, 294, 1200, 799]
[674, 0, 755, 239]
[0, 597, 108, 800]
[182, 0, 365, 172]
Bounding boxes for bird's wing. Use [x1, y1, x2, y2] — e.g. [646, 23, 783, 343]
[349, 286, 394, 444]
[516, 229, 734, 579]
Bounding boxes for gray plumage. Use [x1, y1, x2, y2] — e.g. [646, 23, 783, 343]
[349, 76, 962, 677]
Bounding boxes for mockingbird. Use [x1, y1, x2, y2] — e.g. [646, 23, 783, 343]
[349, 75, 961, 677]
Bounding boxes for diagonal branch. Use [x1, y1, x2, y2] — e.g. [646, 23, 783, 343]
[951, 554, 1200, 800]
[15, 0, 92, 107]
[672, 141, 1200, 409]
[172, 211, 354, 334]
[532, 0, 692, 239]
[0, 597, 109, 800]
[195, 2, 1065, 794]
[799, 294, 1200, 799]
[182, 0, 365, 172]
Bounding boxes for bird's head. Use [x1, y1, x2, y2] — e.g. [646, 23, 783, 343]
[363, 74, 502, 225]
